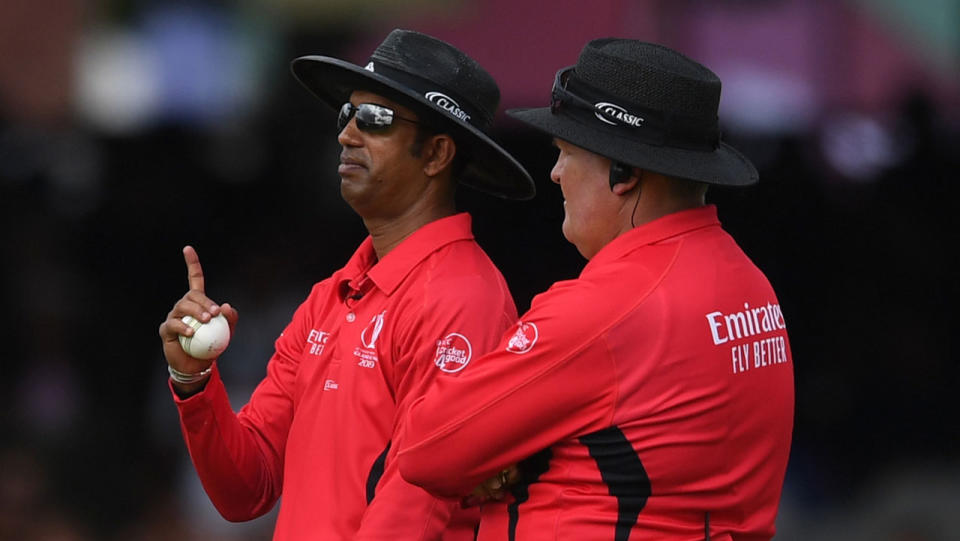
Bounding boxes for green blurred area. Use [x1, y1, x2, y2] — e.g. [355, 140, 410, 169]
[851, 0, 960, 72]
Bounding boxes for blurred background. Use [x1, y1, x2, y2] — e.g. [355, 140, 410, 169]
[1, 0, 957, 539]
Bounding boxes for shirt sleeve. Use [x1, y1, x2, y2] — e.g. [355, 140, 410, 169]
[356, 268, 516, 538]
[395, 280, 620, 498]
[171, 281, 323, 521]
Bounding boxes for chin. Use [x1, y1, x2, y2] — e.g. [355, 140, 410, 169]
[561, 220, 574, 242]
[567, 235, 591, 258]
[340, 180, 362, 204]
[562, 225, 591, 259]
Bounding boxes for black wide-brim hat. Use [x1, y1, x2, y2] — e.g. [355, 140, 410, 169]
[290, 29, 535, 200]
[507, 39, 758, 186]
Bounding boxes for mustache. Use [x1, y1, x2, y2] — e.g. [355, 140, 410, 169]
[339, 151, 367, 167]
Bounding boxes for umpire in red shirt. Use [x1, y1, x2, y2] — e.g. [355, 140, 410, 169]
[158, 29, 534, 540]
[398, 39, 795, 540]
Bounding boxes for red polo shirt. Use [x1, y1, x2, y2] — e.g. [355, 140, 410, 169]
[398, 206, 794, 540]
[172, 213, 517, 540]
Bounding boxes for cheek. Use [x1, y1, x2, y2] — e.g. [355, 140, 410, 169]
[568, 190, 608, 237]
[366, 146, 400, 182]
[564, 182, 591, 215]
[561, 190, 587, 238]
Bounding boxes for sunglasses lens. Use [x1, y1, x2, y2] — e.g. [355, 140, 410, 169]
[355, 104, 394, 131]
[550, 68, 573, 114]
[337, 103, 354, 131]
[337, 103, 400, 132]
[550, 90, 562, 114]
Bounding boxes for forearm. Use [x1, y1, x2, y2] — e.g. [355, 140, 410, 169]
[397, 327, 619, 498]
[173, 368, 284, 521]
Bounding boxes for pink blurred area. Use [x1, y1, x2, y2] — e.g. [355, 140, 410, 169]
[3, 0, 958, 127]
[0, 0, 84, 123]
[342, 0, 959, 120]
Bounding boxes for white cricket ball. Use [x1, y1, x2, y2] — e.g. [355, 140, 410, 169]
[179, 314, 230, 360]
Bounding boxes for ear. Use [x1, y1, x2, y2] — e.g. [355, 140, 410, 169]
[611, 168, 641, 195]
[422, 134, 457, 177]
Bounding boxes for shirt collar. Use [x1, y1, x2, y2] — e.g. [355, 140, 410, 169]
[339, 213, 475, 299]
[584, 204, 721, 271]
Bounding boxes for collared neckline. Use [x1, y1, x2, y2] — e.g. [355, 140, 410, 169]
[340, 213, 475, 299]
[585, 205, 721, 271]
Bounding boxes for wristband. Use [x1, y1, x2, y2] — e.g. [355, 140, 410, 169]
[168, 363, 214, 385]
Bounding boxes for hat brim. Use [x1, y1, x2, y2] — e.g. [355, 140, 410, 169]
[291, 56, 535, 200]
[507, 107, 758, 187]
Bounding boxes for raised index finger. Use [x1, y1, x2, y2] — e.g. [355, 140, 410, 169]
[183, 245, 205, 293]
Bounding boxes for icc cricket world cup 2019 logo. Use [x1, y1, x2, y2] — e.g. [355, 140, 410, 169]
[354, 311, 386, 369]
[361, 311, 387, 349]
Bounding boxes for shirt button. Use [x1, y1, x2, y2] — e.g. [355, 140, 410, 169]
[346, 312, 356, 322]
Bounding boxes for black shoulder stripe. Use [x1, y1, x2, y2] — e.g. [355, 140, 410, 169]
[580, 426, 651, 541]
[507, 448, 553, 541]
[365, 441, 391, 504]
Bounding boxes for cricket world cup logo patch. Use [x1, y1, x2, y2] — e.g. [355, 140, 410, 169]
[506, 321, 538, 354]
[361, 311, 387, 349]
[355, 311, 386, 369]
[434, 333, 473, 373]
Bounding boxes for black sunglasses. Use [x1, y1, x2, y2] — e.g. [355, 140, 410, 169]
[338, 102, 421, 132]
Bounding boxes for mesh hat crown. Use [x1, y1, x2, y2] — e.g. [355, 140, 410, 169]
[508, 39, 758, 187]
[368, 30, 499, 130]
[579, 39, 721, 120]
[291, 29, 535, 200]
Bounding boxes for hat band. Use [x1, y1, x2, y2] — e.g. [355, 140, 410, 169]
[364, 59, 490, 131]
[552, 67, 719, 152]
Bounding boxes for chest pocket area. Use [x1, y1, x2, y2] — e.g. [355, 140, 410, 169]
[295, 327, 341, 400]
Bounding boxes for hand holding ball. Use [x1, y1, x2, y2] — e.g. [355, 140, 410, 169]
[179, 314, 230, 360]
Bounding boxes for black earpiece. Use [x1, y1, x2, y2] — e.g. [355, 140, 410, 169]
[609, 161, 633, 190]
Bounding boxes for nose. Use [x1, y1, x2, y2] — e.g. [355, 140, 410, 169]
[549, 159, 562, 185]
[337, 116, 362, 147]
